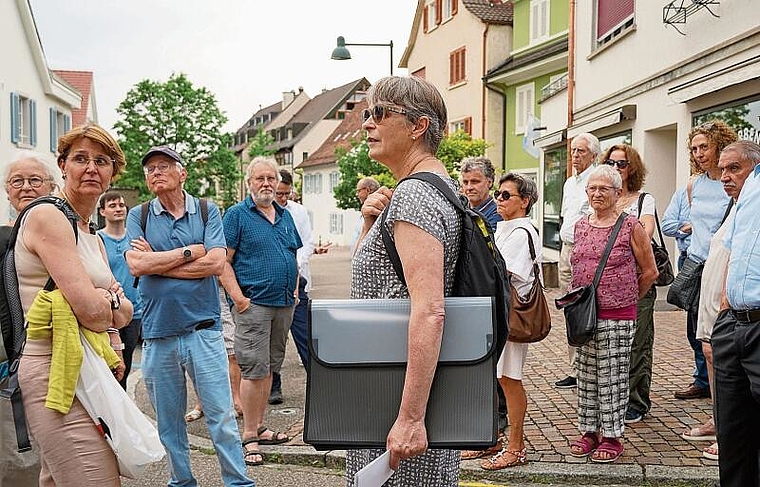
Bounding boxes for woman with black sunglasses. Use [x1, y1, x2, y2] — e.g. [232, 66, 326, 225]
[348, 76, 460, 487]
[600, 143, 657, 426]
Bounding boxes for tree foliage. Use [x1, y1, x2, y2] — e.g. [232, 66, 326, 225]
[333, 130, 488, 210]
[114, 73, 240, 204]
[247, 126, 276, 159]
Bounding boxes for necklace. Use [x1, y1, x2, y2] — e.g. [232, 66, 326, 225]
[60, 192, 93, 227]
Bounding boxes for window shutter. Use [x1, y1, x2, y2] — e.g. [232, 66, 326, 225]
[460, 48, 466, 81]
[64, 114, 71, 132]
[464, 117, 472, 135]
[423, 5, 429, 32]
[436, 0, 442, 24]
[10, 92, 20, 144]
[541, 0, 549, 37]
[452, 0, 458, 15]
[49, 107, 58, 152]
[29, 99, 37, 146]
[449, 51, 455, 85]
[597, 0, 634, 39]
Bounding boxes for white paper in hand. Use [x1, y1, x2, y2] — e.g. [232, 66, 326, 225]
[354, 450, 395, 487]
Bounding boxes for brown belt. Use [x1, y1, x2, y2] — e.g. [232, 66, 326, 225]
[731, 308, 760, 323]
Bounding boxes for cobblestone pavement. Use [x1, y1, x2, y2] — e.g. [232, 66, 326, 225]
[134, 245, 718, 482]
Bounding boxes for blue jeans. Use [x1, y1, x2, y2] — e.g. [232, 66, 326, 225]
[142, 329, 254, 487]
[687, 306, 710, 390]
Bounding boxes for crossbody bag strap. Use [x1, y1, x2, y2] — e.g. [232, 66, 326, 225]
[591, 212, 628, 288]
[720, 198, 734, 225]
[515, 226, 541, 287]
[639, 192, 668, 250]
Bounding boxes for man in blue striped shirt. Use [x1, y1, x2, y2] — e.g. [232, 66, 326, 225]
[714, 141, 760, 487]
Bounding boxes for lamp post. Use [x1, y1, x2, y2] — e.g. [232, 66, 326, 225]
[331, 36, 394, 75]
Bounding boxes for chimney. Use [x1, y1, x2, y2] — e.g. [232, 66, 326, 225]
[282, 90, 295, 109]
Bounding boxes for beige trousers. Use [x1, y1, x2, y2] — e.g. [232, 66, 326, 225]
[18, 340, 120, 487]
[559, 242, 577, 377]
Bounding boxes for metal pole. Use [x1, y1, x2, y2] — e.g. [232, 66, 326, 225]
[389, 41, 394, 76]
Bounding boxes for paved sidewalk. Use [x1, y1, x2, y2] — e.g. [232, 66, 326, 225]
[133, 245, 719, 485]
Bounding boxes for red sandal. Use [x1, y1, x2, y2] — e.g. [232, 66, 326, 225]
[591, 437, 623, 463]
[570, 432, 599, 457]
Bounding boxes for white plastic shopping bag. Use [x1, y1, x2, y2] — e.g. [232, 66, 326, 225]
[75, 334, 165, 479]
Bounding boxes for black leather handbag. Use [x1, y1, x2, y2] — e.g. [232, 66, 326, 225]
[666, 256, 704, 311]
[555, 213, 626, 347]
[638, 193, 675, 287]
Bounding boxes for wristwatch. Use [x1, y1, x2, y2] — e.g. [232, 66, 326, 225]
[182, 246, 192, 260]
[109, 290, 121, 310]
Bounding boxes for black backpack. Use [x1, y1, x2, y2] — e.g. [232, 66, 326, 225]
[0, 196, 80, 452]
[380, 171, 510, 356]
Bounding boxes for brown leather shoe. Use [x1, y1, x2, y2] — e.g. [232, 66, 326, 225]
[674, 383, 711, 400]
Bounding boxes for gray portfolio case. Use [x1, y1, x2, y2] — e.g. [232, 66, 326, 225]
[304, 297, 498, 450]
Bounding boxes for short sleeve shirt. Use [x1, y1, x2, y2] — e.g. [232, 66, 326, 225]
[126, 193, 226, 339]
[223, 196, 302, 307]
[351, 175, 462, 299]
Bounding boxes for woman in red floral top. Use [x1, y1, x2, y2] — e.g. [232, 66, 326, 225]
[567, 165, 658, 463]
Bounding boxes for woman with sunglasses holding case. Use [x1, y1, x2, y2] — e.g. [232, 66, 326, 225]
[348, 76, 461, 486]
[600, 144, 656, 425]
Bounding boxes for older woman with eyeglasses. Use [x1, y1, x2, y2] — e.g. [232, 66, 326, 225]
[568, 165, 657, 463]
[348, 76, 461, 486]
[600, 144, 657, 425]
[15, 124, 133, 486]
[1, 151, 58, 486]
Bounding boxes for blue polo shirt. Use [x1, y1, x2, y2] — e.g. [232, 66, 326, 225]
[475, 197, 502, 232]
[724, 164, 760, 309]
[126, 192, 226, 339]
[223, 196, 301, 307]
[97, 230, 144, 320]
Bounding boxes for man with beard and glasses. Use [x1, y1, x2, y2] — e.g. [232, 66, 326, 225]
[220, 157, 302, 467]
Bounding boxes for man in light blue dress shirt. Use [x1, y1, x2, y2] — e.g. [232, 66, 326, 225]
[713, 141, 760, 487]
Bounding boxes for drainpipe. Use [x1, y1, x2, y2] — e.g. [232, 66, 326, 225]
[482, 23, 490, 141]
[567, 0, 576, 178]
[486, 84, 507, 171]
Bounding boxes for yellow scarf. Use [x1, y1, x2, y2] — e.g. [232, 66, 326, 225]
[25, 289, 120, 414]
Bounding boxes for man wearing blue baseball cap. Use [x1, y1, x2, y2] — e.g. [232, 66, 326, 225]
[126, 145, 254, 486]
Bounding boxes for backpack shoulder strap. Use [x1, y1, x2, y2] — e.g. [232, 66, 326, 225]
[139, 201, 150, 235]
[380, 172, 464, 286]
[199, 198, 209, 225]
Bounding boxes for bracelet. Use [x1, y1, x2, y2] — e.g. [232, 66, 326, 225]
[108, 290, 121, 310]
[106, 327, 119, 334]
[111, 343, 125, 351]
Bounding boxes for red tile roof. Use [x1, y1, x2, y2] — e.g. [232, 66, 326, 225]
[462, 0, 513, 24]
[53, 70, 93, 127]
[299, 100, 367, 168]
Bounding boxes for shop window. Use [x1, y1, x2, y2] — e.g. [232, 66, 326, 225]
[543, 147, 566, 251]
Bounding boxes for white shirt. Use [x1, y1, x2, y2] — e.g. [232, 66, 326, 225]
[559, 165, 594, 244]
[283, 201, 316, 292]
[495, 217, 543, 298]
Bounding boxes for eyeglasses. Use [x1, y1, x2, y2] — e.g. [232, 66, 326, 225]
[275, 191, 291, 197]
[604, 159, 630, 169]
[7, 176, 49, 189]
[493, 190, 518, 200]
[143, 162, 178, 175]
[362, 105, 407, 124]
[68, 153, 113, 168]
[585, 185, 616, 194]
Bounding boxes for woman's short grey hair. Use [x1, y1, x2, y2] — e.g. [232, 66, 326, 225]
[4, 150, 57, 182]
[366, 76, 448, 154]
[498, 172, 538, 214]
[246, 156, 281, 182]
[589, 165, 622, 189]
[461, 156, 495, 183]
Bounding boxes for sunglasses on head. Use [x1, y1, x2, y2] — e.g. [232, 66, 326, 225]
[604, 159, 630, 169]
[362, 105, 407, 124]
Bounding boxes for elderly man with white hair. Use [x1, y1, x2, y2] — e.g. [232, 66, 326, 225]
[220, 157, 302, 467]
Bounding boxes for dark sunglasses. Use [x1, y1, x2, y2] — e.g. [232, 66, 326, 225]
[362, 105, 407, 124]
[493, 190, 518, 200]
[604, 159, 630, 169]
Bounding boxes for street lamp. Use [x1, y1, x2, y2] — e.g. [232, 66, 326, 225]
[330, 36, 394, 75]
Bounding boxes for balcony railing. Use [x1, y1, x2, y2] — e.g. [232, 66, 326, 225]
[540, 74, 568, 102]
